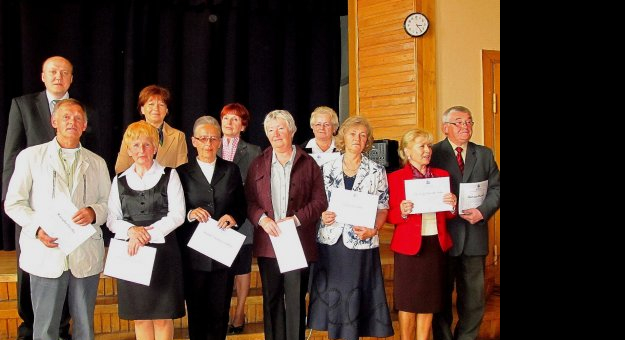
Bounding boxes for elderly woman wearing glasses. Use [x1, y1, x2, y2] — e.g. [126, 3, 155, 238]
[303, 106, 339, 154]
[176, 116, 247, 340]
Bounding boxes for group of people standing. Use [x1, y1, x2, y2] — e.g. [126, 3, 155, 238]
[2, 55, 500, 340]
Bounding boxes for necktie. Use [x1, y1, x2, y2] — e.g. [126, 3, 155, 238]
[158, 126, 164, 146]
[456, 146, 464, 174]
[50, 99, 60, 112]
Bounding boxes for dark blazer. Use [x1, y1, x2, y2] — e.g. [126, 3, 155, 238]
[2, 91, 55, 199]
[387, 164, 454, 255]
[219, 138, 261, 245]
[2, 91, 100, 199]
[176, 157, 247, 272]
[430, 138, 500, 256]
[219, 138, 261, 182]
[245, 146, 327, 262]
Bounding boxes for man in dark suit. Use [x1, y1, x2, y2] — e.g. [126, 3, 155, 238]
[245, 110, 327, 340]
[431, 106, 500, 340]
[2, 56, 74, 340]
[177, 116, 247, 340]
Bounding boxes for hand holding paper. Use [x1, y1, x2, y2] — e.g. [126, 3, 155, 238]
[187, 218, 245, 267]
[404, 177, 452, 214]
[40, 200, 96, 255]
[269, 219, 308, 273]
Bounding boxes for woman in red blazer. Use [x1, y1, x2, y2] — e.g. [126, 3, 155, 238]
[387, 129, 457, 340]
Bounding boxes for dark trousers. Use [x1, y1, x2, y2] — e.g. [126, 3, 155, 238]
[433, 255, 486, 340]
[257, 257, 309, 340]
[183, 268, 234, 340]
[15, 226, 71, 340]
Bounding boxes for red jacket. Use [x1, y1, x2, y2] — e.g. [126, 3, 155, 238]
[387, 164, 454, 255]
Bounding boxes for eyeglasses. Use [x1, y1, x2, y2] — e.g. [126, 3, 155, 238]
[446, 121, 474, 127]
[314, 122, 332, 129]
[193, 136, 220, 144]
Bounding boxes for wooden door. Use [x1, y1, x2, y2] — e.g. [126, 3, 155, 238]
[483, 50, 500, 286]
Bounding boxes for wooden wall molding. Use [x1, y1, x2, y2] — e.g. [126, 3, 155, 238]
[349, 0, 437, 141]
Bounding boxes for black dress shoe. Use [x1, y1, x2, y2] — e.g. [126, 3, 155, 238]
[228, 323, 245, 334]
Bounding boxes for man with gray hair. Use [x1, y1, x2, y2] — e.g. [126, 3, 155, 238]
[4, 99, 110, 340]
[245, 110, 327, 340]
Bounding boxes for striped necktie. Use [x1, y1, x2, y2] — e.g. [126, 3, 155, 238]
[456, 147, 464, 174]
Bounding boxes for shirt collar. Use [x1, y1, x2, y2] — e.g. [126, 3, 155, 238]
[51, 137, 82, 152]
[46, 91, 70, 106]
[119, 160, 165, 178]
[305, 138, 335, 153]
[447, 139, 468, 152]
[271, 145, 296, 165]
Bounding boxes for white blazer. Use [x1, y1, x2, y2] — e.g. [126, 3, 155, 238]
[4, 138, 111, 278]
[317, 155, 389, 249]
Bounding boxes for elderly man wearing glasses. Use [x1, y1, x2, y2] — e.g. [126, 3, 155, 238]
[431, 106, 500, 340]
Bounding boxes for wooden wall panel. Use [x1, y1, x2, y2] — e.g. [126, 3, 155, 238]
[350, 0, 436, 142]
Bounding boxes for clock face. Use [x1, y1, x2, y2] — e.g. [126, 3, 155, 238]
[404, 13, 429, 37]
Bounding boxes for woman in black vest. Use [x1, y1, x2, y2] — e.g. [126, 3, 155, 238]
[107, 120, 186, 340]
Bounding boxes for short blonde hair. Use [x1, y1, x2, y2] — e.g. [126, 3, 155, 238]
[263, 110, 297, 135]
[398, 129, 434, 165]
[123, 121, 159, 150]
[335, 116, 374, 153]
[309, 106, 339, 133]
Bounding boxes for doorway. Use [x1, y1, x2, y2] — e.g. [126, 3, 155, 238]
[482, 50, 500, 286]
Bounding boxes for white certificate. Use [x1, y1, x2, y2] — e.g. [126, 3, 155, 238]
[187, 218, 245, 267]
[405, 177, 452, 214]
[269, 219, 308, 273]
[40, 200, 96, 255]
[103, 238, 156, 286]
[328, 188, 378, 228]
[459, 180, 488, 214]
[311, 152, 341, 166]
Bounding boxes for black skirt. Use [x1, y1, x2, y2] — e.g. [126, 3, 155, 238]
[393, 235, 446, 313]
[117, 233, 185, 320]
[230, 244, 253, 275]
[308, 238, 394, 340]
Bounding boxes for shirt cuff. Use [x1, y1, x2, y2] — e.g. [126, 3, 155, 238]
[187, 210, 196, 222]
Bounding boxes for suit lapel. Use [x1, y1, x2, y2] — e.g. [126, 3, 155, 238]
[158, 122, 175, 158]
[440, 139, 463, 183]
[36, 92, 55, 140]
[463, 143, 477, 182]
[232, 141, 247, 164]
[211, 158, 226, 186]
[190, 159, 215, 215]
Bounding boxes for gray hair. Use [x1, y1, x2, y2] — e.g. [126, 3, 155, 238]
[193, 115, 221, 136]
[53, 98, 87, 122]
[442, 106, 472, 123]
[263, 110, 297, 135]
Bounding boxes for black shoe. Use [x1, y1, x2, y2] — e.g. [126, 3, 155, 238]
[228, 323, 245, 334]
[59, 334, 72, 340]
[16, 336, 32, 340]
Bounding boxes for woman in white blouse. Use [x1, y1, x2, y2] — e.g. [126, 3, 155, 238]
[107, 120, 186, 340]
[303, 106, 339, 154]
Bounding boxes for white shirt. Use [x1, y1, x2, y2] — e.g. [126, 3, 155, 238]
[46, 91, 69, 113]
[107, 161, 185, 243]
[305, 138, 336, 154]
[447, 140, 467, 162]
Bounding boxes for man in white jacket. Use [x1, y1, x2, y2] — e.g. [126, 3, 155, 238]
[4, 99, 110, 340]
